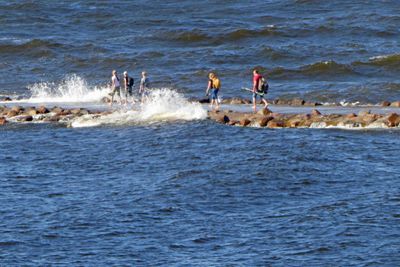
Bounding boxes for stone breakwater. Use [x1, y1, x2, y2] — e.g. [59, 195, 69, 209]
[208, 108, 400, 129]
[0, 105, 107, 126]
[1, 104, 400, 129]
[197, 97, 400, 108]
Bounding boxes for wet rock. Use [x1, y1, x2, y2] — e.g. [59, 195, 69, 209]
[239, 118, 251, 127]
[216, 115, 230, 124]
[386, 113, 400, 127]
[390, 101, 400, 107]
[11, 106, 24, 114]
[259, 116, 274, 127]
[381, 101, 391, 107]
[0, 117, 7, 125]
[51, 107, 63, 114]
[304, 101, 322, 107]
[101, 96, 112, 103]
[346, 113, 357, 119]
[7, 110, 18, 117]
[43, 115, 61, 122]
[36, 106, 49, 114]
[70, 108, 82, 115]
[228, 120, 238, 126]
[16, 115, 33, 122]
[310, 122, 327, 128]
[198, 97, 210, 104]
[311, 109, 321, 116]
[0, 97, 12, 101]
[267, 119, 285, 128]
[291, 98, 305, 106]
[257, 107, 272, 116]
[26, 108, 38, 116]
[360, 113, 379, 124]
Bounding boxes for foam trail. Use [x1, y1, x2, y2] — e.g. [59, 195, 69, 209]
[71, 88, 207, 128]
[26, 74, 109, 103]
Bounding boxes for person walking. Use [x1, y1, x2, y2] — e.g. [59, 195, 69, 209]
[206, 72, 221, 110]
[123, 71, 134, 104]
[252, 69, 268, 113]
[139, 71, 150, 103]
[110, 70, 121, 106]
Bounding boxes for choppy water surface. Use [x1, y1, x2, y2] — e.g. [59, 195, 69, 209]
[1, 0, 400, 266]
[1, 124, 400, 265]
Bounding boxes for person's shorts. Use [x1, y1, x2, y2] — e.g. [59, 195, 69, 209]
[111, 86, 121, 96]
[125, 86, 133, 97]
[211, 89, 219, 100]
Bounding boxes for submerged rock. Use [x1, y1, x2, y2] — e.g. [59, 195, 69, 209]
[0, 117, 7, 125]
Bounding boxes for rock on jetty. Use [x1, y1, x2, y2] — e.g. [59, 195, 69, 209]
[209, 108, 400, 129]
[0, 105, 103, 126]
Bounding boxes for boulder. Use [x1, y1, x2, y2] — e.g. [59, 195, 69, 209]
[304, 102, 322, 107]
[390, 101, 400, 108]
[27, 109, 38, 116]
[0, 97, 12, 101]
[346, 113, 357, 119]
[36, 106, 49, 114]
[51, 107, 64, 114]
[70, 108, 82, 115]
[267, 119, 285, 128]
[239, 118, 251, 127]
[257, 107, 272, 116]
[311, 109, 321, 116]
[360, 113, 379, 124]
[259, 116, 274, 127]
[216, 115, 230, 124]
[7, 110, 18, 117]
[0, 117, 7, 125]
[228, 120, 238, 126]
[16, 115, 33, 122]
[291, 98, 305, 106]
[11, 105, 24, 114]
[381, 101, 391, 107]
[386, 113, 400, 127]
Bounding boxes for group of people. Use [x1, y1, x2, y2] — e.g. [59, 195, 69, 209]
[205, 69, 269, 112]
[109, 68, 269, 112]
[109, 70, 150, 106]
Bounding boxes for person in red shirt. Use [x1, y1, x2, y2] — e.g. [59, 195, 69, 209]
[252, 69, 269, 112]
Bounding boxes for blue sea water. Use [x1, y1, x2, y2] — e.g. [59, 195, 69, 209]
[1, 0, 400, 266]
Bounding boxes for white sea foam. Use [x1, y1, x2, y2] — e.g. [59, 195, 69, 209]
[70, 88, 208, 128]
[26, 74, 109, 103]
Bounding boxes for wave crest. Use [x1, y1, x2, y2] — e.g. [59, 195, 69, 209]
[71, 89, 207, 127]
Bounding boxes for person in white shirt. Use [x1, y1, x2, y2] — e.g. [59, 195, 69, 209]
[139, 71, 150, 103]
[110, 70, 121, 106]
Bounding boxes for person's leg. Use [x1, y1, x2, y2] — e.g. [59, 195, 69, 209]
[215, 90, 220, 110]
[110, 89, 115, 106]
[262, 98, 268, 108]
[252, 93, 257, 113]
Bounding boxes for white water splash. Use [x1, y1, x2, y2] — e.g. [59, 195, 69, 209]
[71, 88, 207, 128]
[27, 74, 109, 103]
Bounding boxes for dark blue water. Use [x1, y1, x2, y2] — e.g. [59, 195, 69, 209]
[1, 1, 400, 265]
[0, 0, 399, 103]
[1, 123, 400, 266]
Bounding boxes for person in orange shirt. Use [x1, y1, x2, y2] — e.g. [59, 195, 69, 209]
[206, 72, 221, 110]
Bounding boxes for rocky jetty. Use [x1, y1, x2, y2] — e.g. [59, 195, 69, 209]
[0, 105, 102, 126]
[208, 108, 400, 129]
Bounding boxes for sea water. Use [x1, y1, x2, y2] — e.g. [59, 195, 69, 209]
[1, 1, 400, 266]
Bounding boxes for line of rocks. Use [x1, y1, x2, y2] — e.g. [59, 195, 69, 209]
[0, 105, 104, 126]
[197, 97, 400, 107]
[209, 108, 400, 129]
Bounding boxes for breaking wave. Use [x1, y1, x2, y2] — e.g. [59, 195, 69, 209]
[27, 74, 109, 103]
[70, 89, 207, 128]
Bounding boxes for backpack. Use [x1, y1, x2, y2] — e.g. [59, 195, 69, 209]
[258, 77, 269, 93]
[129, 77, 134, 87]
